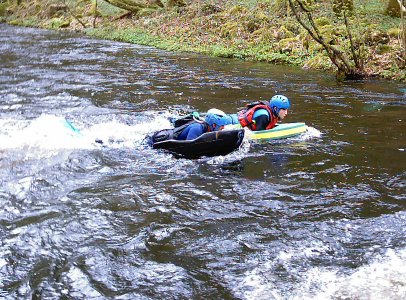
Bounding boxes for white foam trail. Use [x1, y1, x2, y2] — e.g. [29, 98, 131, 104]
[301, 126, 322, 140]
[0, 114, 172, 153]
[0, 115, 94, 151]
[0, 113, 173, 198]
[293, 248, 406, 300]
[82, 115, 171, 148]
[206, 138, 251, 165]
[235, 246, 406, 300]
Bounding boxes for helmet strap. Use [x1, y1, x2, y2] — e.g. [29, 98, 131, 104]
[272, 107, 278, 117]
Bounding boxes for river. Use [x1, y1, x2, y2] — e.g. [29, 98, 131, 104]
[0, 24, 405, 299]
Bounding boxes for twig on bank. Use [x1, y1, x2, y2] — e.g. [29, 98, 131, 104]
[63, 0, 86, 28]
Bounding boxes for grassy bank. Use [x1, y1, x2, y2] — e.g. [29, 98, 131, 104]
[1, 0, 405, 82]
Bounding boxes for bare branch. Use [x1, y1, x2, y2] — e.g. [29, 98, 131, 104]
[63, 0, 86, 28]
[396, 0, 406, 13]
[343, 10, 362, 71]
[288, 0, 364, 78]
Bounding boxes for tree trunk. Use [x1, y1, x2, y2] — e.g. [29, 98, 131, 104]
[288, 0, 364, 79]
[402, 0, 406, 66]
[102, 0, 163, 12]
[92, 0, 98, 28]
[386, 0, 406, 17]
[101, 0, 185, 12]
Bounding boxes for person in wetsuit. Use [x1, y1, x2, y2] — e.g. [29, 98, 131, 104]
[176, 121, 209, 140]
[149, 112, 210, 144]
[237, 95, 290, 131]
[204, 95, 291, 132]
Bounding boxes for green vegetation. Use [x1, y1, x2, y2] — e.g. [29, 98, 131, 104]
[1, 0, 405, 82]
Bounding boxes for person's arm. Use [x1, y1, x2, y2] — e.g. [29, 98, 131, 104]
[252, 114, 269, 131]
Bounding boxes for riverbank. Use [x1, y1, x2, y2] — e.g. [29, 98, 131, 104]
[1, 0, 405, 82]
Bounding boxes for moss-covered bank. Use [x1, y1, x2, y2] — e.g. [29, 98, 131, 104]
[1, 0, 405, 82]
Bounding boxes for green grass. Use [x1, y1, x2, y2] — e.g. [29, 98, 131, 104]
[3, 0, 405, 81]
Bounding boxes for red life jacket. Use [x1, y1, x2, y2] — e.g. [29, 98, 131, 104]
[237, 102, 277, 131]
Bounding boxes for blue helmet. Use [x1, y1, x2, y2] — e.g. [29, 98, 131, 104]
[205, 109, 234, 131]
[269, 95, 290, 115]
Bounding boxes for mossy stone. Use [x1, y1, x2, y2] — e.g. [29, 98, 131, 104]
[275, 25, 295, 41]
[276, 37, 299, 52]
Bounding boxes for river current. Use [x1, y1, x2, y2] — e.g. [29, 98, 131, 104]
[0, 24, 405, 299]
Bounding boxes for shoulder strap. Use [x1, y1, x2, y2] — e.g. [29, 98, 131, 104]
[244, 101, 268, 110]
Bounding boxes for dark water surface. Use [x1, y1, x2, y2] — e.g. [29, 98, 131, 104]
[0, 24, 405, 299]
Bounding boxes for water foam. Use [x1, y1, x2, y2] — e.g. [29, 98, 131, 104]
[0, 115, 93, 151]
[294, 248, 406, 300]
[81, 114, 171, 148]
[301, 126, 322, 140]
[0, 113, 172, 153]
[235, 246, 406, 300]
